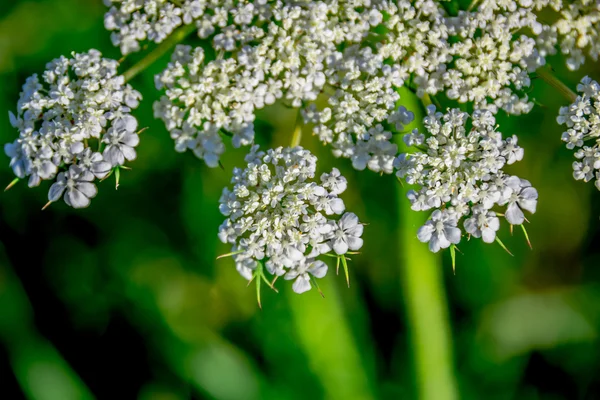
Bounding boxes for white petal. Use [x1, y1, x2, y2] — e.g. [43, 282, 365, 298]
[329, 198, 345, 215]
[65, 189, 91, 208]
[346, 236, 364, 251]
[519, 198, 537, 214]
[428, 235, 441, 252]
[505, 202, 525, 225]
[92, 161, 112, 179]
[121, 145, 137, 161]
[103, 146, 124, 166]
[292, 275, 311, 294]
[308, 261, 328, 278]
[333, 238, 349, 255]
[481, 228, 496, 243]
[122, 133, 140, 147]
[417, 224, 434, 243]
[48, 182, 66, 202]
[77, 182, 97, 198]
[445, 227, 462, 244]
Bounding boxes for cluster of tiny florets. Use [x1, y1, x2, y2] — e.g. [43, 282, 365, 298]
[557, 76, 600, 190]
[539, 0, 600, 71]
[104, 0, 192, 55]
[442, 1, 546, 115]
[394, 106, 538, 252]
[104, 0, 270, 55]
[218, 146, 364, 294]
[153, 45, 257, 167]
[152, 1, 429, 171]
[4, 49, 141, 208]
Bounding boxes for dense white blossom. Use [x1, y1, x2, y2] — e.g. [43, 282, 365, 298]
[218, 146, 364, 294]
[149, 0, 599, 173]
[537, 0, 600, 70]
[395, 106, 538, 252]
[442, 0, 551, 114]
[152, 1, 449, 172]
[153, 45, 256, 167]
[4, 50, 141, 208]
[557, 76, 600, 190]
[104, 0, 269, 55]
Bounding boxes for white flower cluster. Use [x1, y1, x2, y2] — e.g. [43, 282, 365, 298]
[104, 0, 187, 55]
[148, 0, 600, 173]
[557, 76, 600, 190]
[538, 0, 600, 71]
[104, 0, 269, 55]
[218, 146, 364, 294]
[301, 0, 449, 173]
[394, 106, 538, 252]
[442, 0, 548, 115]
[4, 49, 141, 208]
[153, 45, 256, 167]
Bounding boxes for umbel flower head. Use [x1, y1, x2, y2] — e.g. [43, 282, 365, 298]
[150, 0, 453, 173]
[557, 76, 600, 190]
[442, 0, 545, 115]
[395, 106, 538, 253]
[153, 45, 256, 167]
[104, 0, 270, 55]
[218, 146, 364, 294]
[537, 0, 600, 71]
[104, 0, 187, 55]
[4, 49, 142, 208]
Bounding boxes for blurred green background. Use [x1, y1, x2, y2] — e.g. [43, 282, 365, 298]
[1, 1, 600, 399]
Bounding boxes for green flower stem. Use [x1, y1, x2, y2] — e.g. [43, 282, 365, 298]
[290, 112, 303, 147]
[396, 87, 458, 400]
[286, 275, 374, 400]
[467, 0, 481, 11]
[536, 66, 577, 103]
[122, 23, 197, 83]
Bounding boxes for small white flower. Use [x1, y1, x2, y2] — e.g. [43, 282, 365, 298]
[284, 259, 328, 294]
[417, 210, 462, 253]
[102, 120, 140, 166]
[330, 213, 364, 255]
[500, 177, 538, 225]
[464, 206, 500, 243]
[48, 166, 98, 208]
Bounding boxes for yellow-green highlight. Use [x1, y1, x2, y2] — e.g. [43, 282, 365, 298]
[395, 87, 458, 400]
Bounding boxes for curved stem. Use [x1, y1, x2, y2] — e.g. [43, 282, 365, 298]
[536, 65, 577, 103]
[122, 23, 197, 83]
[396, 87, 458, 400]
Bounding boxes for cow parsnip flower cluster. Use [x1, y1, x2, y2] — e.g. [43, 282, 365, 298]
[152, 1, 423, 171]
[395, 106, 538, 252]
[539, 0, 600, 71]
[4, 50, 141, 208]
[557, 76, 600, 189]
[5, 0, 600, 297]
[218, 146, 363, 294]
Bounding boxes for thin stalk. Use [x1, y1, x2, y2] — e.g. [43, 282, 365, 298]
[396, 87, 458, 400]
[122, 23, 197, 83]
[467, 0, 481, 11]
[290, 113, 303, 147]
[536, 66, 577, 103]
